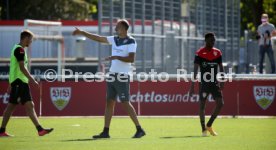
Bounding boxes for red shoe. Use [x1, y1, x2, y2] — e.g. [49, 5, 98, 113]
[0, 132, 13, 137]
[38, 128, 54, 136]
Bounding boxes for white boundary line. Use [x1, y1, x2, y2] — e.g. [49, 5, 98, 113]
[2, 116, 275, 119]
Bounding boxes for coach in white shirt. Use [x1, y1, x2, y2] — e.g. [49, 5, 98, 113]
[72, 19, 145, 139]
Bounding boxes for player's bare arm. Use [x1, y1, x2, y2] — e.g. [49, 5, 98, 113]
[72, 27, 108, 43]
[189, 63, 199, 96]
[7, 84, 11, 94]
[19, 61, 39, 88]
[218, 63, 225, 90]
[105, 53, 135, 63]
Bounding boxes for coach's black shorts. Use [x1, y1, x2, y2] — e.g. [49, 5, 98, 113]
[199, 83, 222, 100]
[106, 73, 130, 102]
[9, 79, 32, 105]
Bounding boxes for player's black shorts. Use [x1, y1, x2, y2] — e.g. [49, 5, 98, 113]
[199, 83, 222, 100]
[106, 73, 130, 102]
[9, 79, 32, 105]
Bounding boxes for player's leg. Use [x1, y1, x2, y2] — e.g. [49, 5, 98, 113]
[199, 96, 208, 136]
[22, 83, 53, 136]
[0, 103, 17, 137]
[23, 101, 53, 136]
[206, 86, 224, 136]
[206, 97, 224, 127]
[24, 101, 40, 126]
[0, 81, 20, 137]
[199, 85, 209, 134]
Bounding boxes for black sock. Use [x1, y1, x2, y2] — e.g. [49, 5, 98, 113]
[207, 115, 217, 127]
[0, 127, 5, 133]
[103, 127, 109, 134]
[201, 121, 206, 132]
[36, 125, 43, 132]
[136, 125, 142, 132]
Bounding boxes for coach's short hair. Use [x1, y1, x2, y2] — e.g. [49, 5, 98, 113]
[118, 19, 130, 31]
[262, 13, 269, 18]
[204, 32, 215, 40]
[20, 30, 34, 40]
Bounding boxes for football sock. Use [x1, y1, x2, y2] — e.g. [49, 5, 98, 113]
[36, 125, 43, 132]
[103, 127, 109, 134]
[0, 127, 5, 133]
[136, 125, 142, 132]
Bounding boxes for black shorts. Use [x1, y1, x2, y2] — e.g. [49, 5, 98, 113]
[199, 84, 222, 100]
[106, 73, 130, 102]
[9, 79, 32, 105]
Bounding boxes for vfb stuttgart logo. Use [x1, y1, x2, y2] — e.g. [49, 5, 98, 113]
[253, 86, 275, 110]
[50, 87, 71, 111]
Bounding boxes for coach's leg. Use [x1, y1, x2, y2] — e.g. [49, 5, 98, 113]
[0, 103, 17, 132]
[92, 99, 115, 138]
[122, 101, 145, 138]
[122, 101, 140, 126]
[104, 100, 116, 128]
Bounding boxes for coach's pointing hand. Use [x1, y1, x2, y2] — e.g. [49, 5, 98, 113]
[72, 27, 83, 35]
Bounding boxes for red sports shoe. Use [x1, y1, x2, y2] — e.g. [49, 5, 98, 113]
[38, 128, 54, 136]
[0, 132, 13, 137]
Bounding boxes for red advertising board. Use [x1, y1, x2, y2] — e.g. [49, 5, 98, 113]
[237, 80, 276, 115]
[0, 81, 40, 116]
[0, 80, 275, 116]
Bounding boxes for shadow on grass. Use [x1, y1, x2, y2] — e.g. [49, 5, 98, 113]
[61, 137, 131, 142]
[160, 135, 204, 139]
[61, 138, 96, 142]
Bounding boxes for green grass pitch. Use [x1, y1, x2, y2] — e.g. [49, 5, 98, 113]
[0, 117, 275, 150]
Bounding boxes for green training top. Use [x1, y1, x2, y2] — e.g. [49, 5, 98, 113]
[9, 44, 29, 84]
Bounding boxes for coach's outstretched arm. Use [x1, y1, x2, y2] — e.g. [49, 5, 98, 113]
[72, 27, 109, 44]
[189, 63, 199, 96]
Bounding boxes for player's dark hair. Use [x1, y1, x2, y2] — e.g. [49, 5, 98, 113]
[204, 32, 215, 40]
[20, 30, 34, 40]
[118, 19, 129, 31]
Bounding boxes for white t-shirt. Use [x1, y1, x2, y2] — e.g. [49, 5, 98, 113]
[107, 35, 137, 74]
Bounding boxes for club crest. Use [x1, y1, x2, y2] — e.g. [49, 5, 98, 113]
[253, 86, 275, 110]
[50, 87, 71, 111]
[213, 51, 217, 56]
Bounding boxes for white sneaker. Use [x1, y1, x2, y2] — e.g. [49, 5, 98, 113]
[202, 130, 208, 137]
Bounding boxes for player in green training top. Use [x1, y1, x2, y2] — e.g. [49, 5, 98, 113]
[0, 30, 53, 137]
